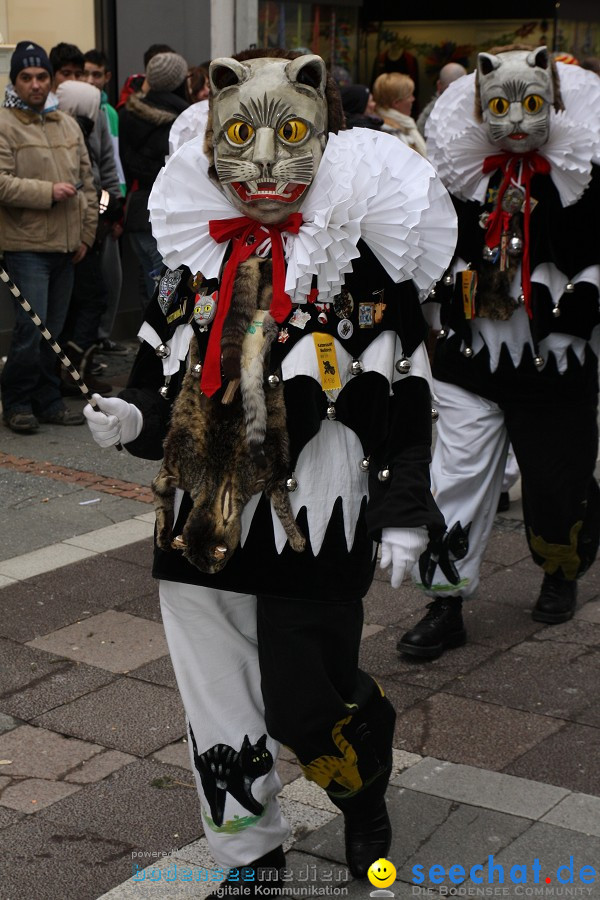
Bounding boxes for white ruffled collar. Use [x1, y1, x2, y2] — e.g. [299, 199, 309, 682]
[426, 63, 600, 207]
[148, 128, 457, 303]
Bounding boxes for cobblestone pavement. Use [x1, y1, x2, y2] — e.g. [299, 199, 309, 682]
[1, 345, 599, 899]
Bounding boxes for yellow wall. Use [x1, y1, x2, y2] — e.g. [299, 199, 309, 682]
[0, 0, 95, 93]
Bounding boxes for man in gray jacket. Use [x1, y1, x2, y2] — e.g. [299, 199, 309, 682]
[0, 41, 98, 433]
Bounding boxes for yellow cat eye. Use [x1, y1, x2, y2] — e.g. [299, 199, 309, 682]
[488, 97, 509, 116]
[226, 121, 254, 145]
[278, 119, 308, 143]
[523, 94, 545, 114]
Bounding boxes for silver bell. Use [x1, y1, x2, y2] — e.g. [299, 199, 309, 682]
[552, 305, 561, 318]
[463, 347, 473, 358]
[377, 468, 390, 483]
[192, 362, 202, 375]
[565, 282, 575, 294]
[482, 245, 497, 262]
[437, 329, 447, 339]
[155, 343, 170, 358]
[428, 288, 436, 299]
[326, 404, 336, 420]
[507, 236, 523, 256]
[534, 355, 545, 369]
[518, 294, 526, 305]
[360, 458, 370, 472]
[431, 407, 439, 421]
[395, 358, 412, 375]
[267, 374, 280, 388]
[158, 385, 169, 398]
[350, 360, 363, 376]
[286, 476, 298, 492]
[443, 275, 454, 286]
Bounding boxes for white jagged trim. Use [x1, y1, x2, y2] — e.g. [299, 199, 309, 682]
[137, 321, 194, 376]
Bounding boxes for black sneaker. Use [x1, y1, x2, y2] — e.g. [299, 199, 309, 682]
[3, 411, 39, 433]
[97, 338, 128, 355]
[397, 597, 467, 659]
[532, 574, 577, 624]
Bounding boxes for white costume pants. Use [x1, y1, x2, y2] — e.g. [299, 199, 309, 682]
[159, 581, 290, 867]
[418, 379, 510, 598]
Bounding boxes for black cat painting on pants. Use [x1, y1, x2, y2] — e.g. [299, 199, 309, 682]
[189, 725, 274, 827]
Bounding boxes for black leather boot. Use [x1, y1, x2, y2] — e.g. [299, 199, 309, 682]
[532, 574, 577, 623]
[206, 845, 285, 898]
[342, 795, 391, 879]
[397, 597, 466, 659]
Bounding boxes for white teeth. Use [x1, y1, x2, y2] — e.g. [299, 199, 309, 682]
[246, 180, 258, 193]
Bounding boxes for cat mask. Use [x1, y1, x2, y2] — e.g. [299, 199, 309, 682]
[208, 54, 328, 223]
[477, 46, 554, 154]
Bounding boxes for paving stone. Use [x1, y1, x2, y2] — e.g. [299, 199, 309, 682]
[295, 783, 454, 869]
[0, 815, 136, 900]
[116, 589, 163, 622]
[279, 795, 337, 846]
[131, 654, 177, 688]
[64, 749, 137, 784]
[398, 802, 532, 886]
[280, 775, 338, 813]
[484, 530, 530, 566]
[36, 758, 203, 852]
[0, 580, 108, 642]
[0, 724, 103, 779]
[97, 858, 233, 899]
[106, 537, 155, 568]
[0, 805, 24, 830]
[0, 541, 93, 581]
[33, 678, 186, 755]
[0, 573, 17, 588]
[0, 637, 115, 719]
[461, 597, 544, 649]
[392, 758, 569, 818]
[541, 792, 600, 837]
[472, 821, 600, 896]
[532, 619, 600, 647]
[151, 741, 193, 772]
[360, 626, 498, 691]
[0, 776, 82, 812]
[445, 639, 600, 723]
[375, 678, 432, 729]
[64, 518, 154, 552]
[0, 712, 23, 735]
[503, 722, 600, 795]
[393, 693, 564, 769]
[27, 609, 169, 674]
[364, 577, 430, 626]
[27, 551, 157, 608]
[578, 599, 600, 623]
[276, 757, 301, 786]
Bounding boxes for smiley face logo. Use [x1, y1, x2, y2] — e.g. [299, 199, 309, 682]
[368, 858, 397, 889]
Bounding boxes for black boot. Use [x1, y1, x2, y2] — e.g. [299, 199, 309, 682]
[532, 574, 577, 624]
[61, 341, 112, 397]
[342, 795, 391, 879]
[397, 597, 466, 659]
[206, 846, 285, 898]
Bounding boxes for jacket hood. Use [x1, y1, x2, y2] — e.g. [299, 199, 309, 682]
[125, 90, 187, 126]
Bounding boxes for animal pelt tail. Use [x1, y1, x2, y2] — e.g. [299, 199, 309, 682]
[241, 312, 278, 465]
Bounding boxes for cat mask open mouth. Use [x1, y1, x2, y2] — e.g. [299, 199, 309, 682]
[230, 180, 309, 203]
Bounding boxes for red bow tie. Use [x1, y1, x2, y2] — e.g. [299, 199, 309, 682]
[482, 151, 551, 318]
[200, 213, 303, 397]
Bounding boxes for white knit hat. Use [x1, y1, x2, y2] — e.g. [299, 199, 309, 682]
[146, 52, 188, 92]
[56, 80, 101, 121]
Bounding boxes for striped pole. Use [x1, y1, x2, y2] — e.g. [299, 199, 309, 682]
[0, 265, 122, 450]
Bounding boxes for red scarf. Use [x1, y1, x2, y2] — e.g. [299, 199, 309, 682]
[201, 213, 303, 397]
[482, 151, 550, 317]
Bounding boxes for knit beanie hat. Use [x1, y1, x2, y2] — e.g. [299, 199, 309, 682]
[145, 52, 188, 93]
[10, 40, 53, 84]
[56, 81, 101, 122]
[340, 84, 370, 117]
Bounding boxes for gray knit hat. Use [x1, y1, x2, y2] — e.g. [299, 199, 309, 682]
[145, 52, 188, 93]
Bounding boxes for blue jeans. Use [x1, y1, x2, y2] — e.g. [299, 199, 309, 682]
[1, 251, 74, 417]
[128, 231, 163, 304]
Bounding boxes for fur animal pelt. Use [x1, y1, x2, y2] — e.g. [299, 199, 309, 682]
[152, 256, 305, 574]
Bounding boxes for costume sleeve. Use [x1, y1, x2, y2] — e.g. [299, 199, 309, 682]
[365, 373, 445, 540]
[77, 131, 99, 247]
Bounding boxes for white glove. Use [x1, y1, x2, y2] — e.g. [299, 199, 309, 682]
[83, 393, 143, 448]
[380, 526, 429, 589]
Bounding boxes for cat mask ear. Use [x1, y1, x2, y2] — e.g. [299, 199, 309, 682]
[285, 55, 327, 96]
[209, 58, 249, 96]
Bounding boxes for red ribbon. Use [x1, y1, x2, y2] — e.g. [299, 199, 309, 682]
[482, 151, 550, 317]
[201, 213, 303, 397]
